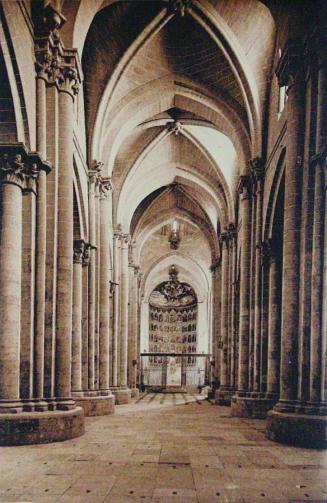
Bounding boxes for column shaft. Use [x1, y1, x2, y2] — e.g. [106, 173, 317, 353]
[119, 236, 129, 387]
[237, 178, 252, 392]
[267, 254, 280, 396]
[72, 243, 83, 393]
[220, 236, 229, 387]
[278, 80, 305, 406]
[99, 186, 111, 392]
[253, 176, 264, 392]
[112, 234, 120, 387]
[0, 180, 23, 412]
[55, 91, 74, 407]
[88, 174, 97, 391]
[34, 77, 47, 403]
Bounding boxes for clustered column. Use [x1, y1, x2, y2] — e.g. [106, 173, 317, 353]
[230, 175, 252, 415]
[266, 27, 327, 447]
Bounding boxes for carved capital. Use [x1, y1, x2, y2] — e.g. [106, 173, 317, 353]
[114, 224, 123, 239]
[237, 175, 252, 199]
[0, 144, 51, 193]
[56, 50, 81, 96]
[169, 0, 190, 16]
[99, 177, 113, 199]
[89, 160, 103, 188]
[120, 233, 130, 247]
[73, 240, 85, 264]
[219, 231, 229, 248]
[226, 222, 236, 241]
[34, 3, 66, 38]
[249, 157, 265, 180]
[35, 32, 81, 97]
[82, 243, 91, 266]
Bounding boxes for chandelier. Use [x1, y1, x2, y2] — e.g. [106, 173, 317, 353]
[168, 219, 180, 250]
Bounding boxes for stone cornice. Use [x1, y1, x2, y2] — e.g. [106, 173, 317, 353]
[0, 144, 51, 193]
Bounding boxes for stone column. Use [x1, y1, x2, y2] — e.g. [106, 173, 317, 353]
[111, 230, 121, 388]
[231, 175, 252, 416]
[236, 176, 252, 391]
[211, 261, 221, 383]
[71, 240, 84, 395]
[87, 163, 101, 393]
[120, 235, 129, 386]
[266, 34, 327, 447]
[0, 152, 25, 412]
[81, 245, 90, 391]
[266, 241, 280, 398]
[273, 47, 305, 412]
[252, 159, 264, 394]
[99, 178, 112, 394]
[128, 263, 140, 397]
[33, 67, 49, 410]
[215, 232, 230, 405]
[228, 226, 237, 391]
[55, 59, 80, 410]
[248, 187, 256, 392]
[114, 233, 132, 404]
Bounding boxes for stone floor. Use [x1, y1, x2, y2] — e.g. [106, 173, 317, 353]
[0, 392, 326, 503]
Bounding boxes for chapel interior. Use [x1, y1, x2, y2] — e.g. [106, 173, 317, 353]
[0, 0, 326, 500]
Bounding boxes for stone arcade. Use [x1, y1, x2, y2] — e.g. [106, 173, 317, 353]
[0, 0, 326, 451]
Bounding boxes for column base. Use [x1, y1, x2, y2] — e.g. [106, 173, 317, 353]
[214, 387, 236, 406]
[0, 400, 23, 414]
[266, 409, 327, 449]
[130, 387, 140, 399]
[0, 407, 85, 446]
[75, 395, 115, 416]
[55, 398, 76, 411]
[231, 392, 277, 419]
[112, 388, 132, 404]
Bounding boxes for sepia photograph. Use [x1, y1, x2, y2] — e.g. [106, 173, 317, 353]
[0, 0, 326, 502]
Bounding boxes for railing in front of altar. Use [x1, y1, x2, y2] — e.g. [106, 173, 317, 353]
[139, 352, 212, 391]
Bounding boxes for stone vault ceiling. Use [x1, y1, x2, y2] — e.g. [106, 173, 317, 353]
[78, 0, 276, 283]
